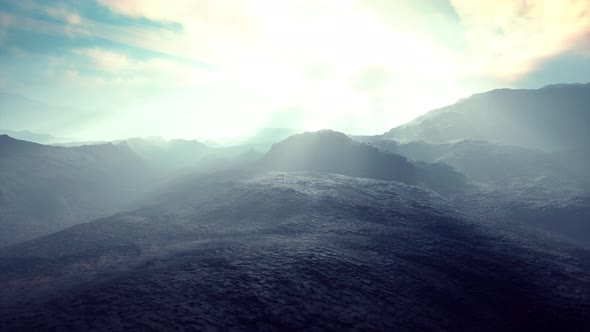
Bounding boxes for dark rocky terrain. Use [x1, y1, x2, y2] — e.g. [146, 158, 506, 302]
[1, 83, 590, 331]
[1, 172, 589, 331]
[365, 138, 590, 247]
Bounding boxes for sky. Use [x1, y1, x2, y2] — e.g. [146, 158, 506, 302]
[0, 0, 589, 141]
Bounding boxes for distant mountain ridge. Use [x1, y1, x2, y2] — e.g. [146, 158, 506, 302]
[383, 82, 590, 151]
[0, 92, 99, 136]
[2, 77, 590, 330]
[365, 137, 590, 246]
[0, 135, 157, 247]
[0, 129, 73, 144]
[369, 138, 590, 189]
[261, 130, 417, 182]
[116, 137, 209, 170]
[259, 130, 466, 193]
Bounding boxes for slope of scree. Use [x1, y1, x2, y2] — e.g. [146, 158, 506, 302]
[0, 172, 589, 331]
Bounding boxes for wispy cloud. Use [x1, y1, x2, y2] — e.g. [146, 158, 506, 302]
[92, 0, 590, 83]
[74, 48, 132, 72]
[96, 0, 207, 23]
[450, 0, 590, 80]
[45, 6, 81, 25]
[17, 0, 82, 25]
[1, 0, 589, 138]
[95, 0, 258, 65]
[70, 48, 214, 88]
[0, 11, 83, 39]
[4, 1, 589, 85]
[0, 27, 5, 47]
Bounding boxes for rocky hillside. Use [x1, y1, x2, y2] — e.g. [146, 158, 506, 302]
[384, 83, 590, 151]
[0, 135, 156, 247]
[1, 172, 589, 331]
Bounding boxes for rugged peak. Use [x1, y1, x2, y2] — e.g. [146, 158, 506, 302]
[260, 130, 418, 183]
[279, 129, 352, 143]
[0, 134, 44, 153]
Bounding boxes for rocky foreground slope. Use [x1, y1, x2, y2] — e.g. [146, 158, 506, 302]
[1, 172, 589, 331]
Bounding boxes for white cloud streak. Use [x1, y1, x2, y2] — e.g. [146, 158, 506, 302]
[451, 0, 590, 80]
[72, 48, 215, 88]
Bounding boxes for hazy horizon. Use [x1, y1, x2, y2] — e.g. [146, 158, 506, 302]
[2, 2, 590, 329]
[3, 81, 590, 143]
[1, 1, 589, 141]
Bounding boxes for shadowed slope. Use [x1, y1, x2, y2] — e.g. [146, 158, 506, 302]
[0, 172, 589, 331]
[0, 135, 156, 247]
[259, 130, 465, 193]
[369, 138, 590, 247]
[384, 83, 590, 151]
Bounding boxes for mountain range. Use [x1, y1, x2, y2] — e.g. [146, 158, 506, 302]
[0, 129, 74, 145]
[0, 82, 589, 330]
[383, 83, 590, 151]
[0, 92, 100, 137]
[0, 135, 157, 247]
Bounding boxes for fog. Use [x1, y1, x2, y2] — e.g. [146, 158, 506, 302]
[1, 82, 590, 330]
[2, 0, 590, 330]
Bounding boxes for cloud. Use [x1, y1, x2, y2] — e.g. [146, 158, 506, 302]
[16, 0, 82, 25]
[576, 34, 590, 57]
[95, 0, 258, 63]
[45, 7, 81, 25]
[0, 11, 84, 39]
[72, 48, 214, 88]
[72, 1, 474, 132]
[0, 11, 12, 27]
[4, 1, 590, 87]
[3, 0, 589, 138]
[96, 0, 201, 23]
[450, 0, 590, 81]
[0, 10, 192, 62]
[74, 48, 131, 72]
[4, 1, 461, 79]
